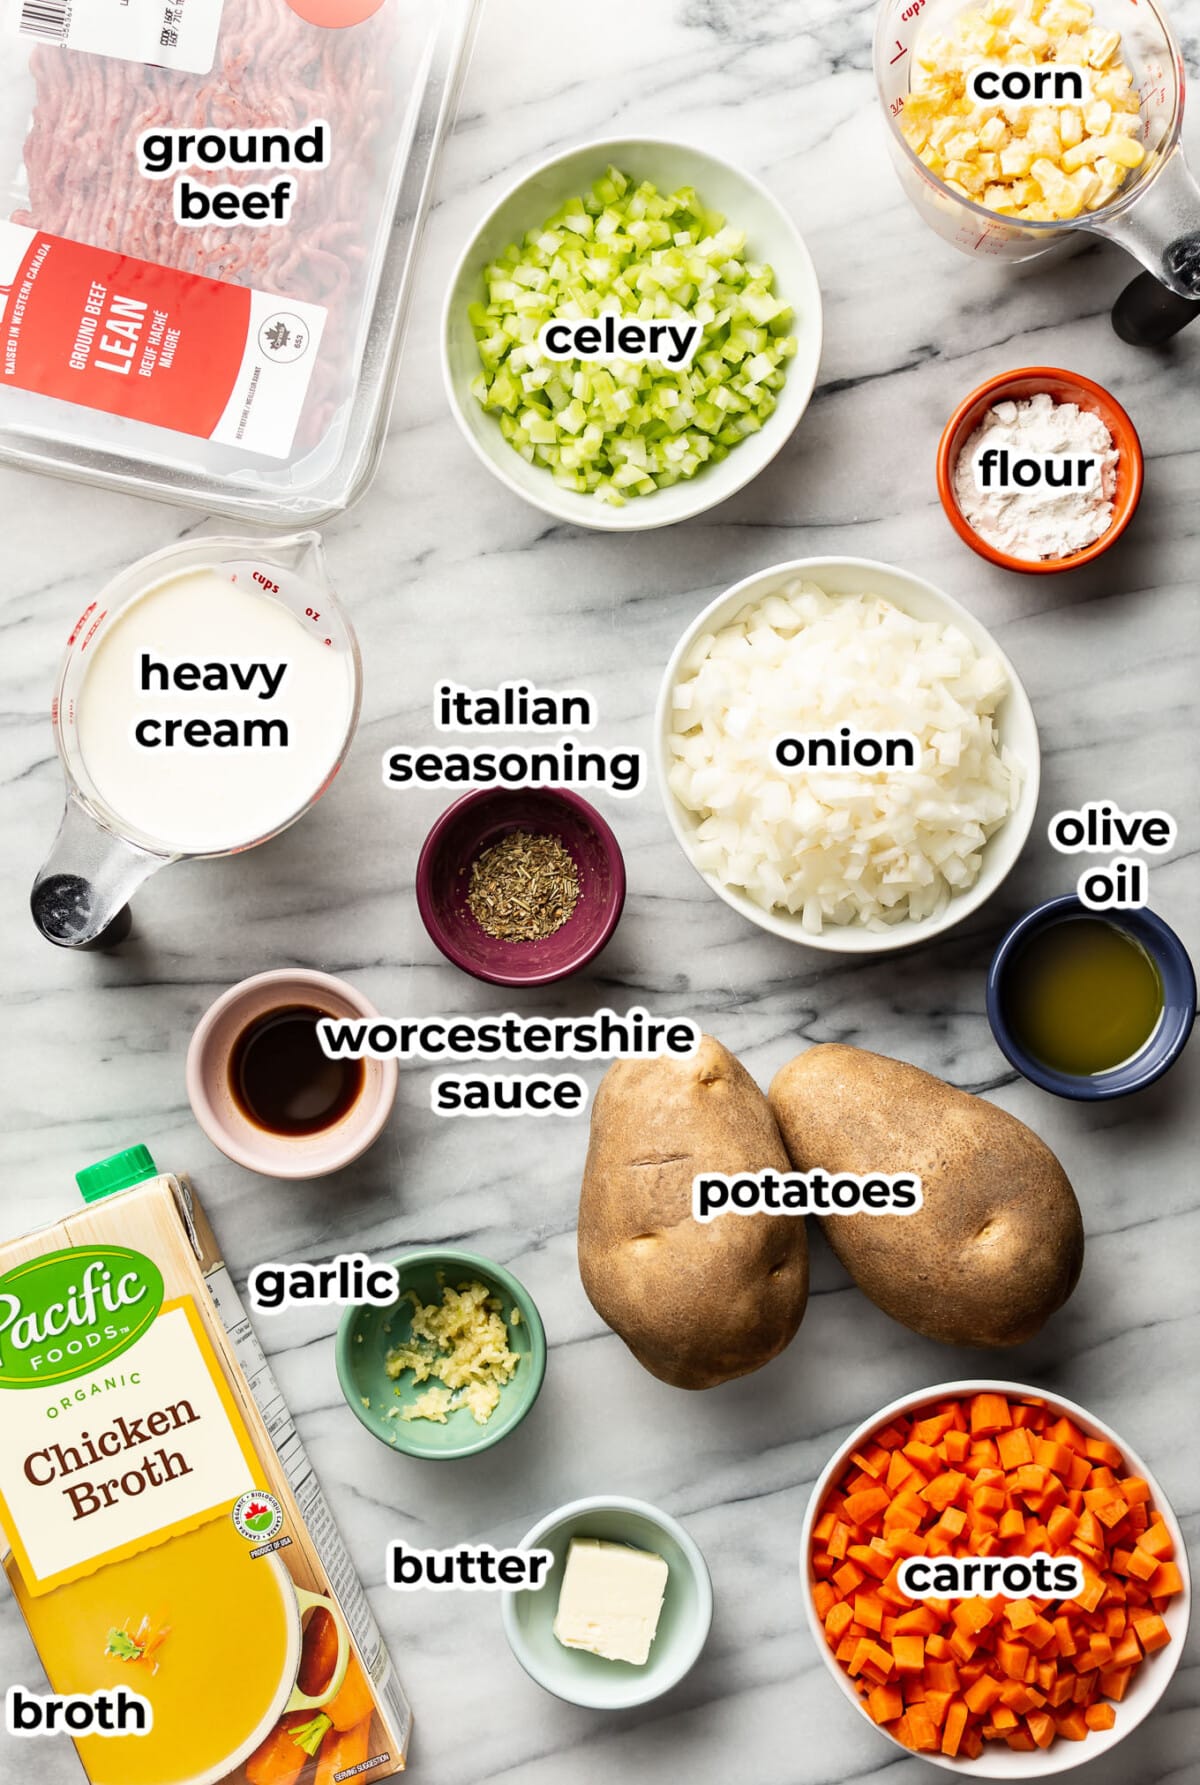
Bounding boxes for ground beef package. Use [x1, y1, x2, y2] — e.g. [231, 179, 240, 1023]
[0, 0, 477, 520]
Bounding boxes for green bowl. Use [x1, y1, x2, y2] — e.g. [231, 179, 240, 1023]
[335, 1248, 546, 1459]
[501, 1496, 713, 1708]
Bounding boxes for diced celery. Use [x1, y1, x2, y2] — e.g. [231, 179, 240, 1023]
[467, 165, 798, 501]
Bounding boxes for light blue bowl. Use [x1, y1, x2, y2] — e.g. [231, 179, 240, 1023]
[500, 1495, 713, 1708]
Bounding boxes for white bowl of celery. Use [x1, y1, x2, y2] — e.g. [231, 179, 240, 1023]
[442, 137, 823, 531]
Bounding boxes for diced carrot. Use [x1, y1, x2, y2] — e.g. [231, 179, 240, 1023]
[971, 1393, 1011, 1436]
[903, 1439, 942, 1476]
[952, 1597, 995, 1636]
[1069, 1454, 1094, 1493]
[848, 1543, 891, 1580]
[1089, 1494, 1130, 1530]
[812, 1580, 836, 1620]
[1027, 1710, 1055, 1748]
[926, 1659, 959, 1693]
[1084, 1438, 1124, 1469]
[886, 1450, 919, 1491]
[943, 1428, 970, 1464]
[1047, 1416, 1085, 1452]
[812, 1510, 838, 1544]
[810, 1395, 1176, 1761]
[1047, 1505, 1078, 1547]
[1150, 1561, 1184, 1598]
[964, 1674, 1003, 1714]
[906, 1707, 938, 1751]
[996, 1639, 1030, 1680]
[894, 1605, 940, 1636]
[1032, 1437, 1074, 1476]
[913, 1411, 956, 1446]
[1002, 1431, 1038, 1472]
[832, 1560, 865, 1596]
[854, 1593, 884, 1632]
[1139, 1521, 1174, 1560]
[923, 1471, 967, 1512]
[867, 1683, 904, 1724]
[941, 1698, 969, 1757]
[999, 1682, 1042, 1713]
[844, 1485, 890, 1524]
[1131, 1613, 1170, 1654]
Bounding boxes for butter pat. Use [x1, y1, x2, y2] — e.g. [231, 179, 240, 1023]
[552, 1538, 669, 1666]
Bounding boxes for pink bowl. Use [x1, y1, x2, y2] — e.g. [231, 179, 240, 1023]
[416, 788, 625, 987]
[186, 969, 398, 1179]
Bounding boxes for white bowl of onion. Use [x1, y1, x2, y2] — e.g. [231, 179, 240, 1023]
[654, 557, 1041, 953]
[442, 137, 823, 531]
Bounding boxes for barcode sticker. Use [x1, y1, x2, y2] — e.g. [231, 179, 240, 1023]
[17, 0, 68, 42]
[5, 0, 224, 73]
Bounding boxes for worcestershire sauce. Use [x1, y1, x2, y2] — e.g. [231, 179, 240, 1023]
[230, 1005, 364, 1135]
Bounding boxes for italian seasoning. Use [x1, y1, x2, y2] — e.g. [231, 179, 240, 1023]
[466, 830, 580, 942]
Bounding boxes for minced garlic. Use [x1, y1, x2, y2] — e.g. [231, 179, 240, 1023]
[385, 1279, 519, 1426]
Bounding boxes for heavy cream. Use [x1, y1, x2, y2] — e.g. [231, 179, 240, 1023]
[75, 567, 355, 855]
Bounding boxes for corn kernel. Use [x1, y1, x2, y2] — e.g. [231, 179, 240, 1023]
[1086, 27, 1121, 68]
[899, 0, 1144, 222]
[1059, 108, 1084, 148]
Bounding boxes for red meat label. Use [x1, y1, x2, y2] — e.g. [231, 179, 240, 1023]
[0, 222, 326, 459]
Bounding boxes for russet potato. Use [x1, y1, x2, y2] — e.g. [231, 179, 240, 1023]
[578, 1036, 808, 1389]
[769, 1044, 1083, 1348]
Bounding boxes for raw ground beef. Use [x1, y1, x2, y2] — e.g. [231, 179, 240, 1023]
[13, 0, 397, 451]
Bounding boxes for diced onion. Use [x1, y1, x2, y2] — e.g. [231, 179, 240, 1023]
[666, 581, 1023, 932]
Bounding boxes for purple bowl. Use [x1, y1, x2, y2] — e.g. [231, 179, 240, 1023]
[415, 788, 626, 986]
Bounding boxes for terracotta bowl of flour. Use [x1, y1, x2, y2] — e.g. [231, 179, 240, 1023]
[936, 367, 1144, 575]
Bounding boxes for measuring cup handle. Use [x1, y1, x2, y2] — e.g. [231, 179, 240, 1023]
[1112, 270, 1200, 346]
[30, 796, 167, 949]
[284, 1590, 352, 1714]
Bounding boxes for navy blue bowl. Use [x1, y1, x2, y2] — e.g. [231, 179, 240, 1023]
[987, 895, 1196, 1100]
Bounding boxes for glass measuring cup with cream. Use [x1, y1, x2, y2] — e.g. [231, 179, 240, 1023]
[32, 532, 361, 947]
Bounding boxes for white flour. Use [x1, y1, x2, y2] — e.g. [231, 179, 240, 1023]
[954, 392, 1119, 562]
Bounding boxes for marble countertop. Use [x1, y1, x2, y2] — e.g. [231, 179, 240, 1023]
[1, 2, 1198, 1781]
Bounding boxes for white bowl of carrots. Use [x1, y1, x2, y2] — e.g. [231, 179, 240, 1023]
[800, 1382, 1190, 1776]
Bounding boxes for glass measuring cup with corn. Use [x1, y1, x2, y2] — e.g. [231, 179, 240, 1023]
[875, 0, 1200, 339]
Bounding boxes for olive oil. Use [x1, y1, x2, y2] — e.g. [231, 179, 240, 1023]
[1004, 917, 1164, 1077]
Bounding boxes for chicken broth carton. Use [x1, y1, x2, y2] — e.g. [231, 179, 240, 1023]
[0, 1147, 411, 1785]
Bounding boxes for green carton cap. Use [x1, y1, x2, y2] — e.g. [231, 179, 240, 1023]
[76, 1145, 159, 1204]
